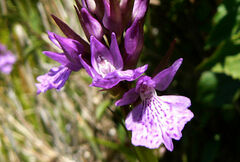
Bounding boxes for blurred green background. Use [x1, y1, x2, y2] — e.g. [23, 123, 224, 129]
[0, 0, 240, 161]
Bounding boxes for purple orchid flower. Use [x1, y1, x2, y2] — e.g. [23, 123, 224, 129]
[36, 32, 84, 94]
[0, 44, 16, 74]
[116, 58, 194, 151]
[80, 32, 148, 89]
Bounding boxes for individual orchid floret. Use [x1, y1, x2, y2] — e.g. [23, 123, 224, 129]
[36, 32, 84, 94]
[80, 32, 148, 89]
[116, 58, 194, 151]
[0, 43, 16, 74]
[124, 19, 144, 69]
[103, 0, 123, 36]
[74, 6, 103, 41]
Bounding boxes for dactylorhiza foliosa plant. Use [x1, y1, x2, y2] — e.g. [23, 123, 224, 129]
[36, 0, 193, 153]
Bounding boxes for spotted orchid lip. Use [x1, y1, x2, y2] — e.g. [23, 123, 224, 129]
[125, 95, 193, 151]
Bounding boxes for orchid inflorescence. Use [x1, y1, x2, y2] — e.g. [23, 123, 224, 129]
[36, 0, 193, 151]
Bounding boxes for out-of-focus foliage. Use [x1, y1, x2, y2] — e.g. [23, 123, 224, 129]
[0, 0, 240, 162]
[0, 0, 134, 161]
[142, 0, 240, 161]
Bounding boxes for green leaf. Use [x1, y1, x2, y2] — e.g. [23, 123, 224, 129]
[197, 71, 218, 105]
[197, 40, 240, 71]
[94, 138, 137, 162]
[212, 53, 240, 80]
[117, 124, 127, 143]
[134, 146, 158, 162]
[95, 100, 111, 120]
[197, 71, 240, 107]
[205, 0, 240, 49]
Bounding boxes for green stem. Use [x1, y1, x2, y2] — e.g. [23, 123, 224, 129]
[134, 146, 158, 162]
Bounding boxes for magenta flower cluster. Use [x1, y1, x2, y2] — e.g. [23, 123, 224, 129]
[0, 43, 16, 74]
[36, 0, 193, 151]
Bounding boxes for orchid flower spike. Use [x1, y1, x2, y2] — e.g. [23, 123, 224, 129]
[80, 32, 148, 89]
[116, 58, 194, 151]
[36, 32, 84, 94]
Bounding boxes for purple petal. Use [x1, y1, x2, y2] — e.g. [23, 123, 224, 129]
[79, 8, 103, 40]
[47, 31, 61, 48]
[153, 58, 183, 91]
[159, 95, 191, 110]
[124, 19, 144, 68]
[162, 132, 174, 151]
[0, 44, 7, 51]
[159, 95, 194, 136]
[0, 48, 16, 74]
[116, 64, 148, 81]
[79, 0, 87, 8]
[91, 64, 148, 89]
[115, 88, 139, 106]
[125, 94, 193, 151]
[79, 55, 99, 78]
[0, 64, 13, 74]
[54, 34, 83, 66]
[132, 0, 149, 21]
[36, 66, 71, 94]
[135, 75, 156, 95]
[90, 36, 114, 73]
[110, 33, 123, 70]
[125, 102, 164, 149]
[43, 51, 69, 65]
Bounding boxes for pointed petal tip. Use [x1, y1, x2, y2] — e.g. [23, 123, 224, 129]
[111, 32, 116, 38]
[51, 14, 56, 19]
[42, 51, 48, 55]
[90, 35, 95, 42]
[143, 64, 148, 70]
[177, 58, 183, 64]
[47, 31, 54, 36]
[115, 101, 120, 106]
[80, 6, 88, 13]
[51, 14, 61, 23]
[172, 58, 183, 72]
